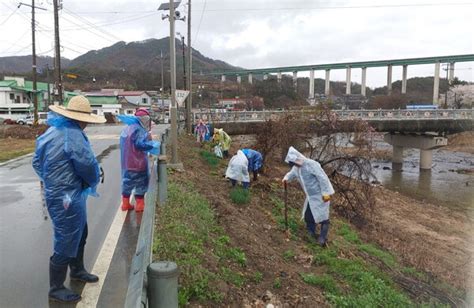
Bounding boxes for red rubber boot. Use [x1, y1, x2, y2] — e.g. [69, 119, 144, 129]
[121, 196, 134, 211]
[135, 197, 145, 212]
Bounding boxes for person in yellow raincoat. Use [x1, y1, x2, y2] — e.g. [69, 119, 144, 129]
[212, 128, 232, 158]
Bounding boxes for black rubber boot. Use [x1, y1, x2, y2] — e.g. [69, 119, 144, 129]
[70, 249, 98, 283]
[319, 220, 330, 248]
[49, 259, 81, 303]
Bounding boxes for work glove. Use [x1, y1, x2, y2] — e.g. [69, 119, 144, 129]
[322, 194, 331, 202]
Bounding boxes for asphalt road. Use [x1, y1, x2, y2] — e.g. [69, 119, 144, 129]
[0, 124, 167, 308]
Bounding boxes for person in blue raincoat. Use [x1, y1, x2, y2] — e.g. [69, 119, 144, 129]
[118, 108, 160, 212]
[282, 147, 335, 247]
[242, 149, 263, 181]
[32, 96, 106, 303]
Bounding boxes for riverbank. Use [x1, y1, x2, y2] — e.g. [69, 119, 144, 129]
[153, 134, 466, 306]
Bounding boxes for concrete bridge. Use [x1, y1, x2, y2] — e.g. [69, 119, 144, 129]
[194, 109, 473, 170]
[209, 54, 474, 104]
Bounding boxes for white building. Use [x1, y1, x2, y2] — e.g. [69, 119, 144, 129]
[0, 78, 30, 120]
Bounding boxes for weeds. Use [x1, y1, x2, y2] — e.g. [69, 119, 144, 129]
[273, 277, 282, 289]
[253, 272, 263, 283]
[230, 187, 251, 205]
[153, 182, 245, 306]
[283, 249, 295, 261]
[300, 273, 339, 295]
[221, 267, 246, 287]
[200, 150, 220, 167]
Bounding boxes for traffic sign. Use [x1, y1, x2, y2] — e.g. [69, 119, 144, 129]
[175, 90, 189, 107]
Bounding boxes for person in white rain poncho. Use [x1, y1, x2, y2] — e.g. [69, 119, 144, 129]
[225, 150, 251, 189]
[282, 147, 335, 246]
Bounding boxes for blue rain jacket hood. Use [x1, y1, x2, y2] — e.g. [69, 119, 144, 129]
[283, 147, 335, 223]
[118, 115, 159, 196]
[242, 149, 263, 172]
[32, 112, 101, 257]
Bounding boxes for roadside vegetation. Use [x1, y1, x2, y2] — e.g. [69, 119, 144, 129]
[0, 138, 35, 162]
[153, 131, 466, 306]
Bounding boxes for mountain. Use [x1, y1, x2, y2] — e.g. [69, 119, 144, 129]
[0, 37, 240, 90]
[0, 56, 71, 74]
[68, 38, 238, 74]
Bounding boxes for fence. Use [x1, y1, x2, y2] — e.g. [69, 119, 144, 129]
[193, 108, 473, 123]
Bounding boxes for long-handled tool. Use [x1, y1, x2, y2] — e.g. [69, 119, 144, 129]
[40, 181, 48, 220]
[284, 181, 290, 238]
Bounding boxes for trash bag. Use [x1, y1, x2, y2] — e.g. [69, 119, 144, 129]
[214, 145, 223, 159]
[32, 112, 101, 257]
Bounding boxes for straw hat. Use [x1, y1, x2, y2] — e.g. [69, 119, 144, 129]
[49, 95, 106, 124]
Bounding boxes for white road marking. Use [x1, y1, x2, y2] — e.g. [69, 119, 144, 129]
[77, 203, 128, 308]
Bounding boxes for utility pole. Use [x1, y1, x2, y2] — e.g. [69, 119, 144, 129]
[186, 0, 192, 133]
[31, 0, 37, 125]
[53, 0, 63, 104]
[169, 0, 179, 165]
[18, 1, 45, 125]
[160, 50, 164, 108]
[177, 33, 186, 89]
[46, 64, 51, 108]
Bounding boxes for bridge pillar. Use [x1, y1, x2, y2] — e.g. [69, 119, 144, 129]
[449, 62, 455, 84]
[237, 75, 241, 84]
[277, 71, 282, 83]
[221, 75, 226, 82]
[293, 71, 298, 92]
[387, 64, 393, 95]
[392, 145, 404, 170]
[345, 67, 351, 95]
[402, 65, 408, 94]
[433, 61, 440, 105]
[248, 73, 253, 84]
[361, 67, 367, 97]
[309, 69, 315, 99]
[420, 150, 433, 170]
[384, 133, 447, 170]
[325, 69, 330, 96]
[263, 73, 268, 80]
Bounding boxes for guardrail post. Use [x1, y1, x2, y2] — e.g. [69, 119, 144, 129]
[147, 261, 179, 308]
[157, 155, 168, 205]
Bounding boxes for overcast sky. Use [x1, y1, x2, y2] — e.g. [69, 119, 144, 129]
[0, 0, 473, 87]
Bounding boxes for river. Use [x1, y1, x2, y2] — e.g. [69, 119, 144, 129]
[371, 134, 474, 216]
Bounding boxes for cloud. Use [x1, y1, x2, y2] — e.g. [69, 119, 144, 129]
[0, 0, 472, 86]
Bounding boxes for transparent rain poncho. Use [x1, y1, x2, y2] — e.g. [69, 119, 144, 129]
[225, 150, 250, 183]
[242, 149, 263, 172]
[283, 146, 335, 223]
[32, 112, 101, 257]
[118, 115, 160, 196]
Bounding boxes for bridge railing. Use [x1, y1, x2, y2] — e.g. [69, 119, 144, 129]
[193, 109, 473, 123]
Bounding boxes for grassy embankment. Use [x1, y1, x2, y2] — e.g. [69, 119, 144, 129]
[152, 135, 458, 307]
[0, 139, 35, 162]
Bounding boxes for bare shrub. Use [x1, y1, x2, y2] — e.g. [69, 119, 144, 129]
[255, 106, 377, 224]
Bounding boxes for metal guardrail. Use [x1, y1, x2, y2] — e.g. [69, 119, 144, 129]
[193, 109, 473, 123]
[124, 128, 170, 308]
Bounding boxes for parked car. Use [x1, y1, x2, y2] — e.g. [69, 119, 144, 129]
[17, 113, 47, 125]
[3, 119, 16, 125]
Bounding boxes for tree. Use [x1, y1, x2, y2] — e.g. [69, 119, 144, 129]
[255, 106, 376, 224]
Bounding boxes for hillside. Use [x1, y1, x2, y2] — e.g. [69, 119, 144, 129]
[0, 37, 240, 90]
[0, 56, 71, 74]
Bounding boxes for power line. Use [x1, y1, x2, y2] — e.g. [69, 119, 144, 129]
[62, 8, 123, 42]
[192, 2, 472, 11]
[0, 5, 19, 26]
[194, 0, 207, 45]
